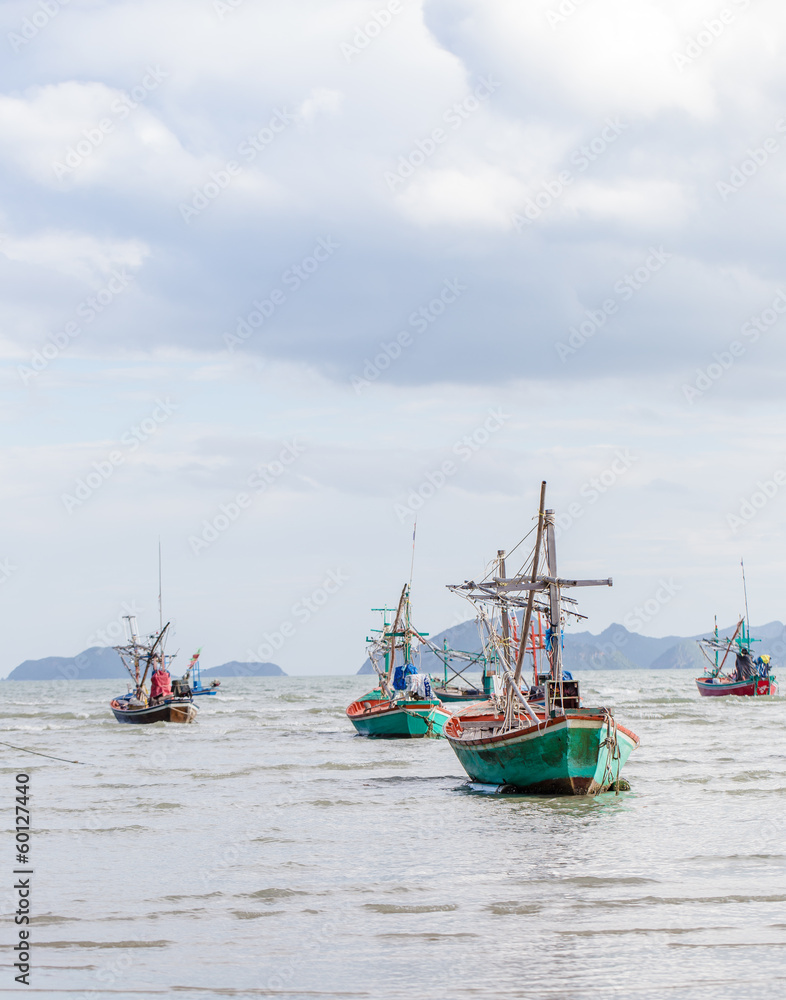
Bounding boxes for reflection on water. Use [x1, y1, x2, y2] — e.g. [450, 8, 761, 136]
[1, 670, 784, 999]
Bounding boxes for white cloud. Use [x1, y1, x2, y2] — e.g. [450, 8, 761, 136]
[298, 87, 344, 124]
[566, 178, 692, 230]
[0, 229, 149, 283]
[396, 166, 522, 228]
[0, 81, 202, 194]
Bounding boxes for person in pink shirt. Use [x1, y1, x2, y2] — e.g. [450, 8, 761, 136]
[149, 657, 173, 704]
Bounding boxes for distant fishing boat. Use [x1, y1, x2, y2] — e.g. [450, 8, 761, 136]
[430, 637, 494, 702]
[348, 694, 449, 738]
[442, 482, 639, 795]
[172, 649, 221, 699]
[346, 586, 449, 738]
[110, 617, 198, 724]
[696, 616, 778, 698]
[110, 695, 198, 724]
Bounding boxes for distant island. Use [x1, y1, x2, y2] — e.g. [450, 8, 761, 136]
[201, 662, 286, 677]
[4, 648, 286, 681]
[6, 647, 127, 681]
[357, 619, 786, 674]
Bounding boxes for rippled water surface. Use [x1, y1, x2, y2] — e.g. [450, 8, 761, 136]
[2, 671, 785, 999]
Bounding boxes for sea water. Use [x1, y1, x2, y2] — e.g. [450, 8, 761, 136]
[1, 670, 784, 999]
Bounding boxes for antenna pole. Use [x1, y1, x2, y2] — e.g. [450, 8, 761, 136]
[741, 557, 750, 639]
[158, 538, 163, 632]
[408, 519, 417, 593]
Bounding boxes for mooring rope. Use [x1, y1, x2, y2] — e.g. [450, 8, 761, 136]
[598, 712, 621, 794]
[0, 739, 87, 765]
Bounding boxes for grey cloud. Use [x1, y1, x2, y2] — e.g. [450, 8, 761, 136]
[2, 1, 786, 396]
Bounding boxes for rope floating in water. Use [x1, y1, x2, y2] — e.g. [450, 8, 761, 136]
[0, 740, 87, 765]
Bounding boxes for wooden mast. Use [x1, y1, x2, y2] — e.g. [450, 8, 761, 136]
[443, 637, 449, 688]
[403, 587, 412, 665]
[497, 550, 510, 669]
[139, 622, 170, 694]
[451, 480, 612, 719]
[544, 509, 563, 683]
[385, 585, 408, 692]
[120, 615, 142, 687]
[719, 620, 744, 673]
[513, 480, 547, 686]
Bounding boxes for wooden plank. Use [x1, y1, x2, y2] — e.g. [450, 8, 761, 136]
[497, 575, 612, 591]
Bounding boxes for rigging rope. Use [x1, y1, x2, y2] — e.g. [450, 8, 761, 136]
[474, 522, 538, 586]
[418, 634, 486, 667]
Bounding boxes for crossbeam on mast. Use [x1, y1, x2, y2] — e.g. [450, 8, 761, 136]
[449, 582, 579, 607]
[495, 575, 613, 592]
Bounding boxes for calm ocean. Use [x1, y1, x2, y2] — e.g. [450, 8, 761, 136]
[2, 671, 784, 999]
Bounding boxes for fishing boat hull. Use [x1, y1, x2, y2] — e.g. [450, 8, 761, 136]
[695, 676, 777, 697]
[110, 699, 198, 724]
[346, 697, 444, 738]
[404, 704, 453, 737]
[445, 709, 639, 795]
[432, 685, 484, 702]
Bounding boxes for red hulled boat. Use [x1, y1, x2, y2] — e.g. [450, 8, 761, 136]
[695, 616, 778, 698]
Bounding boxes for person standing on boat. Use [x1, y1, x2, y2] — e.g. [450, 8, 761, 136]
[149, 656, 173, 704]
[733, 648, 756, 682]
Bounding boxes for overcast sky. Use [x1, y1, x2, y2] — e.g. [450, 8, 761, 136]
[2, 0, 786, 676]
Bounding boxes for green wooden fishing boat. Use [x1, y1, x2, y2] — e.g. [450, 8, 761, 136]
[444, 706, 638, 794]
[347, 693, 450, 738]
[443, 481, 639, 794]
[346, 586, 447, 739]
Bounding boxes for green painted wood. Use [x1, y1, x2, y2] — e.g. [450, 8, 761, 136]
[447, 713, 637, 795]
[348, 679, 452, 739]
[349, 701, 434, 738]
[404, 704, 452, 738]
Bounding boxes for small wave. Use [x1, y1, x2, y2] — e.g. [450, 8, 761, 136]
[368, 775, 460, 786]
[307, 798, 361, 807]
[30, 914, 74, 925]
[382, 931, 478, 940]
[669, 940, 786, 949]
[161, 892, 224, 902]
[364, 903, 458, 914]
[688, 853, 786, 862]
[241, 887, 309, 900]
[39, 939, 170, 949]
[582, 893, 786, 908]
[558, 875, 658, 887]
[485, 901, 543, 915]
[562, 924, 731, 937]
[316, 760, 411, 770]
[71, 825, 149, 834]
[189, 770, 254, 780]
